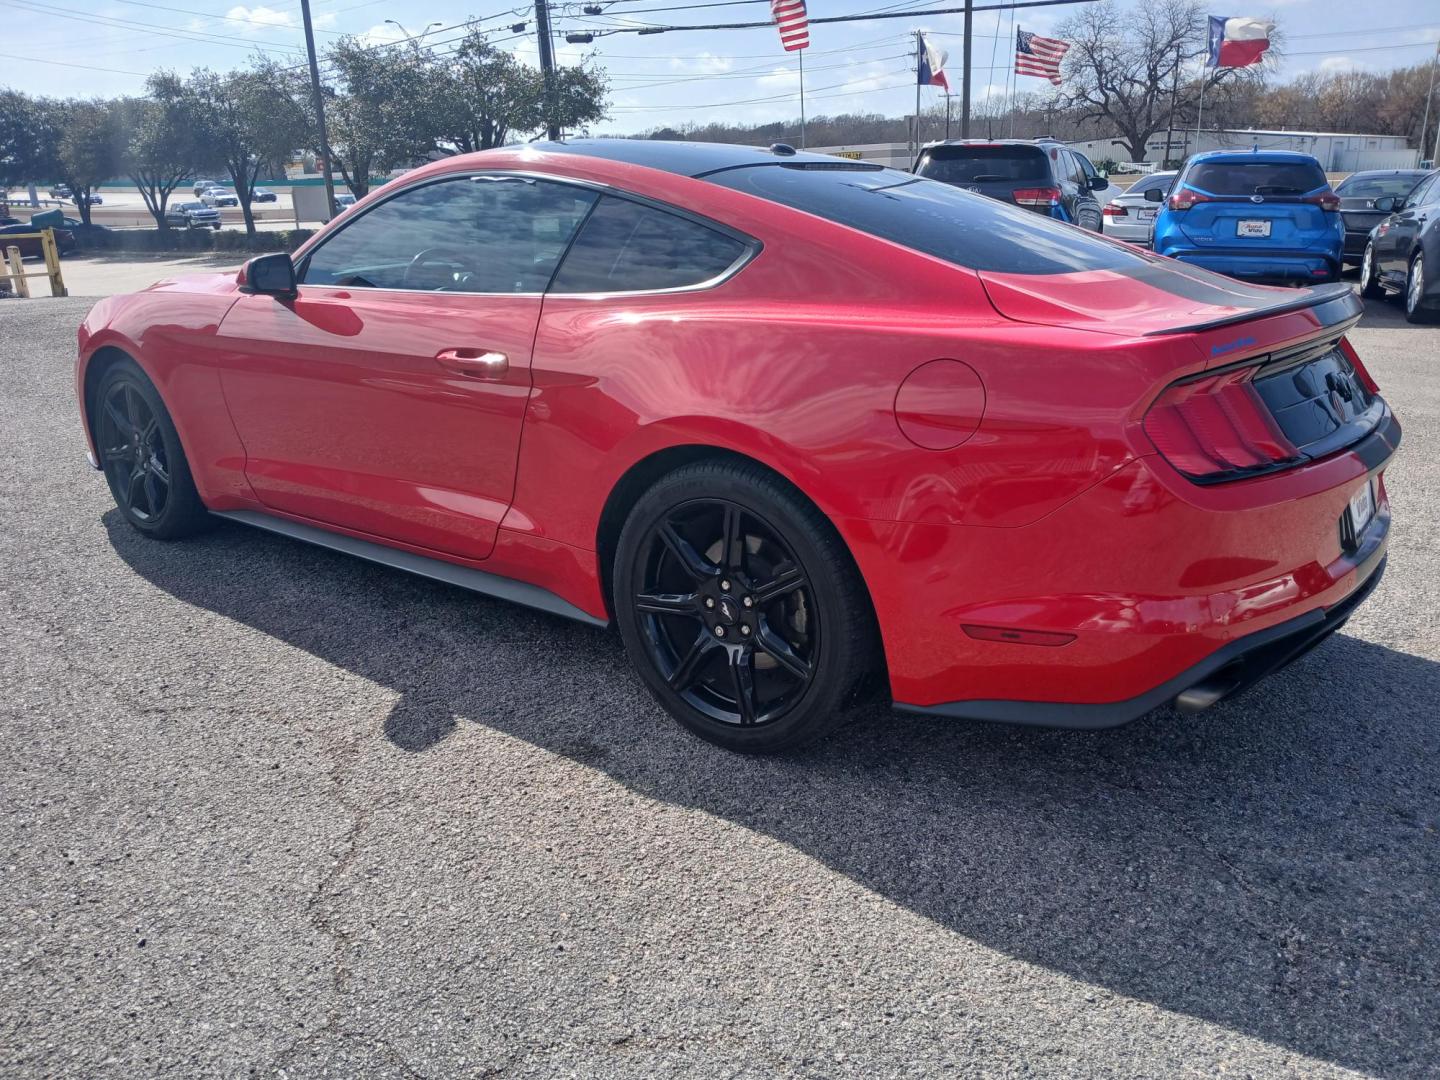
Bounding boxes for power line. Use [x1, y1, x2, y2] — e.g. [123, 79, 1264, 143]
[8, 0, 308, 53]
[0, 50, 150, 76]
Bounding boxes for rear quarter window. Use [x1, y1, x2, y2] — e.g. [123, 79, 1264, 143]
[705, 164, 1144, 276]
[914, 145, 1050, 185]
[1185, 160, 1328, 196]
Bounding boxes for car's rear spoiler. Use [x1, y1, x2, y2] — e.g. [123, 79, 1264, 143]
[1144, 282, 1361, 337]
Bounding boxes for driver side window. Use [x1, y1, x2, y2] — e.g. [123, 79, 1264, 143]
[301, 175, 598, 294]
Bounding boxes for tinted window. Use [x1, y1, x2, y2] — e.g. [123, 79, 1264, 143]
[550, 196, 747, 293]
[1405, 174, 1439, 207]
[1133, 172, 1177, 194]
[705, 164, 1144, 276]
[915, 145, 1049, 184]
[1335, 173, 1427, 200]
[303, 175, 597, 292]
[1184, 159, 1328, 196]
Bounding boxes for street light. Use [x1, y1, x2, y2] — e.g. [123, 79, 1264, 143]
[385, 19, 443, 42]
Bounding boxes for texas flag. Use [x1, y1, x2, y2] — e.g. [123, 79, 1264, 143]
[918, 32, 949, 90]
[1207, 16, 1274, 68]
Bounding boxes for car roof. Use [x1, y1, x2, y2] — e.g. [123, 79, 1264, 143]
[529, 138, 878, 178]
[1187, 149, 1323, 165]
[1340, 169, 1429, 178]
[920, 139, 1054, 149]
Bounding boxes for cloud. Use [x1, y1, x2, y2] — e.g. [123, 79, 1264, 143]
[356, 22, 407, 47]
[1318, 55, 1362, 72]
[668, 52, 734, 75]
[755, 66, 800, 91]
[225, 5, 295, 33]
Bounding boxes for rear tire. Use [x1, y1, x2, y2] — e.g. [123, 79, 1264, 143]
[613, 460, 878, 753]
[95, 358, 215, 540]
[1404, 252, 1435, 324]
[1358, 242, 1385, 299]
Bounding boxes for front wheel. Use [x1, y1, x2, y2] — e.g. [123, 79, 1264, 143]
[1359, 242, 1385, 299]
[1405, 252, 1435, 323]
[95, 358, 215, 540]
[613, 460, 878, 753]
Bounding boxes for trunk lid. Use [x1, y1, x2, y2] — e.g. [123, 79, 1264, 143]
[1177, 197, 1331, 247]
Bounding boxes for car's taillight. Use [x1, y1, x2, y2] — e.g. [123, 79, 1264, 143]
[1143, 366, 1300, 481]
[1337, 336, 1379, 393]
[1013, 186, 1061, 208]
[1306, 192, 1341, 212]
[1103, 203, 1128, 217]
[1167, 187, 1211, 211]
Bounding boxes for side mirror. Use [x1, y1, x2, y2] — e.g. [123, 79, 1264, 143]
[1371, 195, 1398, 213]
[241, 252, 296, 298]
[1088, 175, 1108, 191]
[1143, 187, 1166, 203]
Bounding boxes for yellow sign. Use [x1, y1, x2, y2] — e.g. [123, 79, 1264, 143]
[832, 150, 864, 160]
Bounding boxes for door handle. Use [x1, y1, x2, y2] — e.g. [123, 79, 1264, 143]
[436, 348, 509, 379]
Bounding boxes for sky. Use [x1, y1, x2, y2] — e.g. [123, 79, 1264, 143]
[3, 0, 1438, 137]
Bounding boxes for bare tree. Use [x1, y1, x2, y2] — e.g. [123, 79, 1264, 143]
[1057, 0, 1271, 162]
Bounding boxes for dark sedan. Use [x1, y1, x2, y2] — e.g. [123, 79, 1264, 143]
[1359, 168, 1440, 322]
[1335, 170, 1429, 265]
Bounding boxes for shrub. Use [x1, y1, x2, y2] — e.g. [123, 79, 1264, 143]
[99, 228, 317, 255]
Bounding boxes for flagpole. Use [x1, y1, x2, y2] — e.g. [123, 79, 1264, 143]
[798, 48, 807, 148]
[985, 3, 1002, 138]
[1195, 64, 1208, 151]
[915, 30, 923, 147]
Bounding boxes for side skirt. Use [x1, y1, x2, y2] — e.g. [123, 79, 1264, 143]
[212, 509, 609, 629]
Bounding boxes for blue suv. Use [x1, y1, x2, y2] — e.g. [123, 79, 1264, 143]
[1148, 150, 1343, 285]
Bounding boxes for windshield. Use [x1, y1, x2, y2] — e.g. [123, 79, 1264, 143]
[705, 163, 1146, 275]
[1184, 160, 1328, 197]
[914, 145, 1049, 184]
[1335, 173, 1427, 200]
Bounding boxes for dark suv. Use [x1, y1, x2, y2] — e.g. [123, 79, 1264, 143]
[912, 138, 1108, 231]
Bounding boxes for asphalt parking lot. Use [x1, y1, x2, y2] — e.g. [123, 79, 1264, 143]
[2, 294, 1437, 1078]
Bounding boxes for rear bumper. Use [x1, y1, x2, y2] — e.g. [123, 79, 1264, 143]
[1165, 247, 1341, 284]
[1341, 230, 1372, 262]
[858, 411, 1400, 726]
[896, 540, 1387, 730]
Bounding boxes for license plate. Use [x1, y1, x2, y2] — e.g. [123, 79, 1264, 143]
[1348, 479, 1375, 536]
[1138, 209, 1156, 220]
[1237, 219, 1271, 238]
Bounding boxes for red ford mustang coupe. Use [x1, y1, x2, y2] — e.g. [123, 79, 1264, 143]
[76, 141, 1399, 752]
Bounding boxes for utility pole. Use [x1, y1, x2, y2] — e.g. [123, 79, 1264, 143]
[299, 0, 337, 220]
[1423, 39, 1439, 167]
[960, 0, 973, 137]
[534, 0, 560, 140]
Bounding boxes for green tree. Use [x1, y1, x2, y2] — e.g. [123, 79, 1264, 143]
[0, 90, 52, 197]
[55, 100, 125, 226]
[176, 66, 308, 235]
[121, 76, 208, 229]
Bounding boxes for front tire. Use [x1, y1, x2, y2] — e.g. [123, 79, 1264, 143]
[613, 460, 877, 753]
[1404, 252, 1435, 323]
[1359, 242, 1385, 299]
[95, 359, 215, 540]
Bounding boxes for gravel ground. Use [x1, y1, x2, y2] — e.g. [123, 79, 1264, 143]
[1, 294, 1437, 1079]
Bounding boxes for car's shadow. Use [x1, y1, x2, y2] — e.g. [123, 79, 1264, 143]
[107, 512, 1439, 1076]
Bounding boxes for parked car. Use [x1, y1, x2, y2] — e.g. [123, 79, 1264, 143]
[62, 217, 114, 248]
[251, 188, 279, 203]
[1358, 168, 1440, 322]
[192, 179, 221, 197]
[75, 140, 1398, 752]
[0, 222, 76, 257]
[1148, 150, 1343, 284]
[1333, 170, 1430, 266]
[201, 187, 239, 208]
[334, 192, 357, 209]
[164, 201, 223, 230]
[913, 138, 1108, 231]
[1102, 170, 1177, 243]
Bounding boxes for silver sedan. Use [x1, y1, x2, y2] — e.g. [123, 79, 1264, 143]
[1101, 171, 1176, 245]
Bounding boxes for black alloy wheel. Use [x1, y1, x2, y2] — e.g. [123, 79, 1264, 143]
[99, 379, 171, 523]
[634, 499, 817, 728]
[95, 359, 214, 539]
[615, 460, 877, 752]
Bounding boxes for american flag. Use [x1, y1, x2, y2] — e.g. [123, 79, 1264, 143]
[771, 0, 809, 51]
[1015, 28, 1070, 85]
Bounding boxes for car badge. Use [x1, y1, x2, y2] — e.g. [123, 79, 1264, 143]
[1250, 195, 1264, 203]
